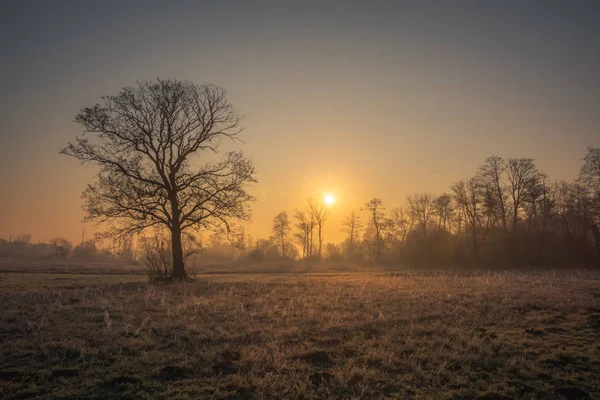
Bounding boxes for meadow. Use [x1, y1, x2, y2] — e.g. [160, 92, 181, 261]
[1, 264, 599, 399]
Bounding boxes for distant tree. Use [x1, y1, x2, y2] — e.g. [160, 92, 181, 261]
[522, 171, 549, 235]
[62, 79, 256, 280]
[556, 181, 593, 246]
[49, 237, 73, 257]
[0, 238, 7, 256]
[580, 146, 600, 261]
[325, 242, 343, 261]
[13, 233, 31, 244]
[452, 177, 490, 261]
[433, 193, 454, 232]
[407, 193, 435, 237]
[507, 158, 541, 232]
[307, 198, 332, 258]
[5, 234, 32, 256]
[272, 211, 291, 257]
[477, 156, 510, 251]
[294, 210, 313, 258]
[340, 211, 362, 260]
[386, 206, 415, 248]
[72, 240, 97, 259]
[580, 146, 600, 212]
[363, 198, 385, 263]
[231, 228, 248, 258]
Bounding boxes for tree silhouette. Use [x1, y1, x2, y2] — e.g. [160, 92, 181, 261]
[294, 210, 313, 258]
[407, 193, 435, 237]
[580, 146, 600, 260]
[62, 79, 256, 279]
[307, 198, 331, 258]
[477, 156, 510, 253]
[272, 211, 291, 257]
[364, 198, 385, 263]
[452, 177, 490, 261]
[341, 211, 362, 261]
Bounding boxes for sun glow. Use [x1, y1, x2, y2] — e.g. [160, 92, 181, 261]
[324, 194, 335, 205]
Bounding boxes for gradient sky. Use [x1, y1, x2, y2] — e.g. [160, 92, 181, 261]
[1, 0, 599, 245]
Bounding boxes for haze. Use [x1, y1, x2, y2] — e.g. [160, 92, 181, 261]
[1, 0, 599, 244]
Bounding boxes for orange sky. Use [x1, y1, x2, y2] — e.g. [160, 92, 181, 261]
[1, 1, 599, 245]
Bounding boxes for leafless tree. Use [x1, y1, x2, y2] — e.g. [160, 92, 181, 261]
[293, 211, 311, 258]
[49, 237, 73, 257]
[452, 177, 490, 260]
[407, 193, 435, 237]
[433, 193, 454, 232]
[363, 198, 385, 263]
[556, 181, 593, 244]
[580, 146, 600, 210]
[62, 79, 256, 279]
[386, 206, 415, 248]
[507, 158, 541, 234]
[580, 146, 600, 258]
[477, 156, 510, 241]
[340, 211, 362, 260]
[272, 211, 291, 257]
[307, 198, 331, 258]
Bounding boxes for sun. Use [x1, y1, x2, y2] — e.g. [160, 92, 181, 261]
[324, 194, 335, 205]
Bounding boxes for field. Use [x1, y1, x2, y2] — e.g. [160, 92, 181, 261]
[1, 265, 600, 399]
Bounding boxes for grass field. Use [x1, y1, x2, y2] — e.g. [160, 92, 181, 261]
[1, 268, 600, 399]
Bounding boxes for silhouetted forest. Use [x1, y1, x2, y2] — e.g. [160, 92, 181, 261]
[253, 148, 600, 267]
[3, 148, 599, 269]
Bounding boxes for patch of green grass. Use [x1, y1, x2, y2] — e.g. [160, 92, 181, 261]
[1, 270, 599, 399]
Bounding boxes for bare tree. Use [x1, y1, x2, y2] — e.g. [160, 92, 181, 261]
[555, 181, 593, 244]
[407, 193, 435, 237]
[477, 156, 510, 242]
[386, 206, 415, 248]
[49, 237, 73, 257]
[580, 146, 600, 260]
[452, 178, 490, 261]
[307, 198, 332, 258]
[341, 211, 362, 260]
[363, 198, 385, 263]
[272, 211, 291, 257]
[433, 193, 454, 232]
[293, 210, 312, 258]
[507, 158, 541, 233]
[580, 146, 600, 211]
[62, 79, 256, 280]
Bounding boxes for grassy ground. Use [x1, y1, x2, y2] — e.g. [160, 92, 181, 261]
[1, 269, 599, 399]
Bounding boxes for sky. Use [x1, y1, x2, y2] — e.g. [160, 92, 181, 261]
[1, 0, 599, 245]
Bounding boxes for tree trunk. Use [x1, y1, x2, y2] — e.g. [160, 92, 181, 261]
[472, 229, 479, 261]
[318, 224, 323, 258]
[592, 223, 600, 267]
[309, 225, 313, 257]
[171, 223, 186, 280]
[170, 195, 186, 280]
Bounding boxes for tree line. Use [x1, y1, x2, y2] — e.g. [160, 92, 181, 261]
[0, 234, 129, 260]
[257, 149, 600, 267]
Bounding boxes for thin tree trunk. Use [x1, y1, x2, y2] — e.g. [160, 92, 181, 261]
[592, 223, 600, 267]
[318, 224, 323, 258]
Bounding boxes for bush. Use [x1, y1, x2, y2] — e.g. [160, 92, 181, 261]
[140, 234, 173, 281]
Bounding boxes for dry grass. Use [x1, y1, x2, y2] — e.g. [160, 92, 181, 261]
[0, 257, 145, 275]
[1, 269, 600, 399]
